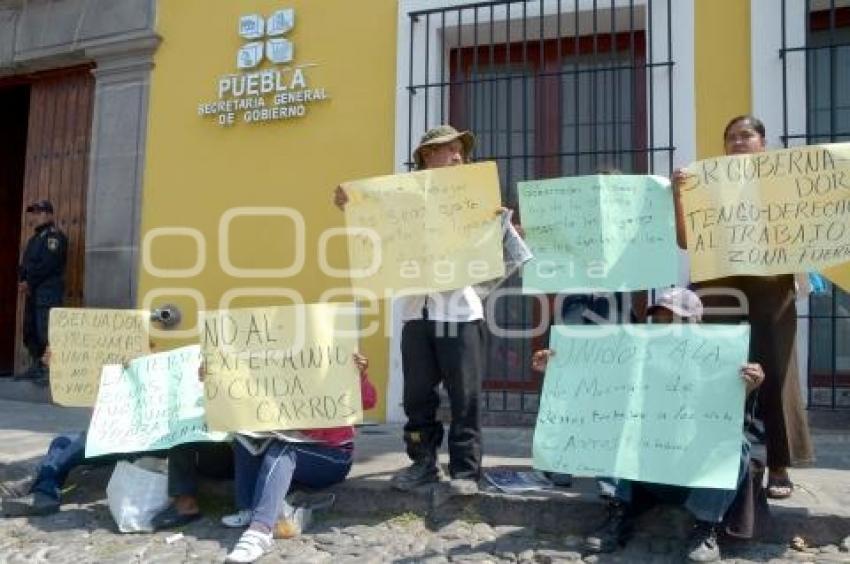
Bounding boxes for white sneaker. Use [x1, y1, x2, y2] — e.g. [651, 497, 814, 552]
[221, 509, 253, 528]
[225, 529, 273, 563]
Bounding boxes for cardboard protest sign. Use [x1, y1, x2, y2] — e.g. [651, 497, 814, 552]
[822, 262, 850, 293]
[341, 162, 505, 297]
[201, 303, 362, 432]
[85, 345, 226, 457]
[518, 175, 678, 292]
[533, 324, 749, 489]
[48, 308, 150, 407]
[681, 144, 850, 282]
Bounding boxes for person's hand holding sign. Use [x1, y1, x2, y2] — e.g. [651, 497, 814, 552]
[670, 168, 694, 250]
[741, 362, 765, 393]
[353, 352, 368, 373]
[334, 186, 349, 210]
[531, 349, 555, 373]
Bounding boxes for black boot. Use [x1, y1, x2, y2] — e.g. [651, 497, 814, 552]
[584, 501, 634, 553]
[390, 457, 441, 491]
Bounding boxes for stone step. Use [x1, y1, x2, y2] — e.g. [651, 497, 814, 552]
[0, 379, 51, 404]
[321, 473, 850, 548]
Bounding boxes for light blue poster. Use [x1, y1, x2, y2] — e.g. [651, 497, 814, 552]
[518, 175, 678, 292]
[86, 345, 227, 457]
[533, 324, 750, 489]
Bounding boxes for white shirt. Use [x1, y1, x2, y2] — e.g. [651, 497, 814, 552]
[400, 287, 484, 323]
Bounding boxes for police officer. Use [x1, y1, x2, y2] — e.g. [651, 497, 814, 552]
[17, 200, 67, 381]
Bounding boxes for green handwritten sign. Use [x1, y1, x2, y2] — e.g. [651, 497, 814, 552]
[85, 345, 227, 457]
[533, 325, 749, 489]
[518, 175, 678, 292]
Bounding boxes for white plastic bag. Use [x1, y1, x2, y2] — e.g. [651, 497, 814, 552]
[106, 458, 169, 533]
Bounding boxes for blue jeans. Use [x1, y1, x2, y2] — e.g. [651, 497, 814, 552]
[614, 444, 750, 523]
[31, 433, 87, 501]
[234, 439, 353, 528]
[30, 433, 168, 502]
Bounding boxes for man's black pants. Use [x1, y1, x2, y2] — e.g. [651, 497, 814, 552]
[23, 297, 51, 363]
[401, 319, 483, 479]
[168, 442, 234, 497]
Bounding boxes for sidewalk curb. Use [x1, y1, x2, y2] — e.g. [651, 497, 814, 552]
[320, 477, 850, 547]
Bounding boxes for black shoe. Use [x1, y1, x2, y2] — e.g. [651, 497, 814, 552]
[2, 492, 59, 517]
[584, 502, 633, 553]
[390, 458, 441, 491]
[686, 521, 720, 562]
[544, 472, 573, 488]
[150, 504, 201, 531]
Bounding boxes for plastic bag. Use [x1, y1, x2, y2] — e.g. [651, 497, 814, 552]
[106, 458, 169, 533]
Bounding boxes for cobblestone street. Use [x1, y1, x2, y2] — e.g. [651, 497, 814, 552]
[0, 402, 848, 563]
[0, 477, 847, 564]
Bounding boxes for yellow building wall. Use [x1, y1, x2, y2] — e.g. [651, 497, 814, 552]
[694, 0, 752, 159]
[137, 0, 398, 419]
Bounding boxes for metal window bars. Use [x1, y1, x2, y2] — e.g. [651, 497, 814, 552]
[779, 0, 850, 410]
[403, 0, 675, 417]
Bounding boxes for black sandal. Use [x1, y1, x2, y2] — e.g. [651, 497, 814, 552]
[150, 504, 201, 530]
[766, 476, 794, 499]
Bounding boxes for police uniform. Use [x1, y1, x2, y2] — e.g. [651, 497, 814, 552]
[18, 203, 68, 371]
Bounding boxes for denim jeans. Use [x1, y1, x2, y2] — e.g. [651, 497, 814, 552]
[30, 433, 87, 501]
[31, 433, 171, 502]
[614, 443, 750, 523]
[233, 439, 353, 528]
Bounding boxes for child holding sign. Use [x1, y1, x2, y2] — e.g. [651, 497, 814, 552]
[221, 353, 376, 564]
[532, 288, 766, 563]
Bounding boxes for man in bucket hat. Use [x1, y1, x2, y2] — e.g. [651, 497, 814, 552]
[335, 125, 485, 493]
[411, 124, 475, 170]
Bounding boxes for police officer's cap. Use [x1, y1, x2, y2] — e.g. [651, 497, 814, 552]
[25, 200, 54, 213]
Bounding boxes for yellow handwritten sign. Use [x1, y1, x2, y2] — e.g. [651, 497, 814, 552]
[48, 308, 150, 407]
[201, 303, 362, 432]
[823, 262, 850, 293]
[341, 162, 505, 297]
[682, 144, 850, 282]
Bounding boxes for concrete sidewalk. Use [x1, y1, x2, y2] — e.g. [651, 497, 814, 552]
[0, 400, 848, 548]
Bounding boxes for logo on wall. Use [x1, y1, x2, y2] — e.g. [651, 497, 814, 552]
[237, 10, 294, 69]
[198, 8, 329, 128]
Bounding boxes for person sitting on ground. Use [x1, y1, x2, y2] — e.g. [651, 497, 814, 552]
[221, 353, 377, 564]
[150, 442, 234, 529]
[2, 349, 234, 520]
[2, 431, 88, 516]
[531, 287, 766, 563]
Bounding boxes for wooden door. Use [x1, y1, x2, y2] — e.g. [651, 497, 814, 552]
[13, 66, 94, 373]
[0, 86, 29, 375]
